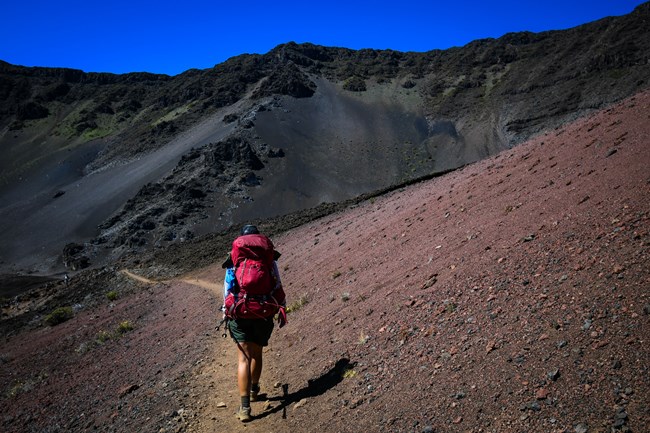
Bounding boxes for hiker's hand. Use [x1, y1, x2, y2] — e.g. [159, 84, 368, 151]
[277, 308, 287, 328]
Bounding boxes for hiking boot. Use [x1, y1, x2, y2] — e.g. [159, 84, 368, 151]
[250, 384, 260, 402]
[237, 406, 252, 422]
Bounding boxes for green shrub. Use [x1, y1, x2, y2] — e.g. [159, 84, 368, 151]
[6, 372, 48, 398]
[117, 320, 134, 334]
[286, 295, 309, 314]
[94, 321, 134, 346]
[342, 366, 357, 378]
[96, 330, 112, 343]
[44, 306, 74, 326]
[358, 331, 370, 344]
[106, 290, 118, 301]
[7, 381, 25, 398]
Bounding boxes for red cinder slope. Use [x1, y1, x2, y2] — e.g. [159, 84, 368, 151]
[270, 89, 649, 432]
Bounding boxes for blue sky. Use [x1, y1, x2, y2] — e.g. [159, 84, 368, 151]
[2, 0, 646, 76]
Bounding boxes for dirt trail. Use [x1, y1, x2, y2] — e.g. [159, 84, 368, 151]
[120, 266, 289, 432]
[180, 268, 291, 433]
[180, 278, 223, 295]
[119, 269, 159, 284]
[120, 269, 222, 294]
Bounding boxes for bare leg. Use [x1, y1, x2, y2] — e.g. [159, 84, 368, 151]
[237, 342, 252, 398]
[249, 342, 263, 386]
[237, 341, 264, 397]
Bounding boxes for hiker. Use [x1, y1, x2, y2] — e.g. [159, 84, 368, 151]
[222, 224, 286, 422]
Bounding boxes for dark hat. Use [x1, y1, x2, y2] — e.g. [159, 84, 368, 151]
[241, 224, 259, 235]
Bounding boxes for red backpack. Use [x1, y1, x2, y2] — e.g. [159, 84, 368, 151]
[224, 234, 285, 319]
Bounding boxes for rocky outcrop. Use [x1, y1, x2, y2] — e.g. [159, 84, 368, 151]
[252, 63, 316, 98]
[94, 134, 272, 254]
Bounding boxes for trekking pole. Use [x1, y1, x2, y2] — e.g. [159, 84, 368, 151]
[282, 383, 289, 419]
[215, 317, 229, 338]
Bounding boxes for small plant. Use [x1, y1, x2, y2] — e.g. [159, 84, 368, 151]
[6, 380, 26, 398]
[5, 372, 48, 398]
[44, 306, 74, 326]
[117, 320, 134, 334]
[106, 290, 118, 301]
[341, 292, 351, 302]
[85, 321, 135, 350]
[286, 295, 309, 314]
[358, 331, 370, 345]
[332, 270, 342, 279]
[96, 330, 112, 343]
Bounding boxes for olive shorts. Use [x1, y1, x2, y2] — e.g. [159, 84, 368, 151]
[228, 317, 274, 346]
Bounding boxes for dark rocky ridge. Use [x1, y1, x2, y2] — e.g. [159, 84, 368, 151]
[0, 3, 649, 276]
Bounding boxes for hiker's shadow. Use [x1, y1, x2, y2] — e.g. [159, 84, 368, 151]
[254, 357, 354, 420]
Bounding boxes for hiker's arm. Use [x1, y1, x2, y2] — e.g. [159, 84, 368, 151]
[271, 261, 283, 292]
[273, 262, 287, 327]
[271, 261, 287, 310]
